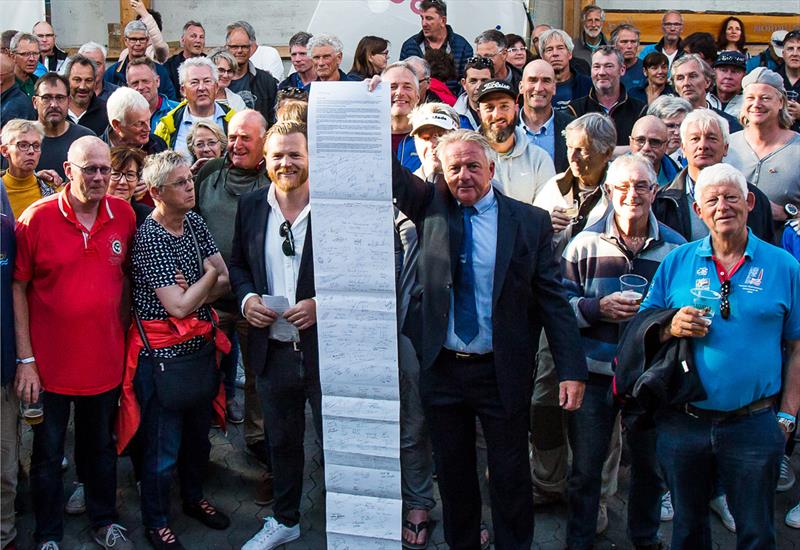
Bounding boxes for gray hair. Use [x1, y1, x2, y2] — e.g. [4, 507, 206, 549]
[582, 5, 606, 21]
[435, 129, 495, 164]
[564, 113, 617, 157]
[210, 49, 239, 74]
[307, 34, 343, 55]
[289, 31, 312, 49]
[611, 24, 640, 44]
[187, 121, 227, 158]
[142, 150, 189, 191]
[10, 32, 38, 52]
[539, 29, 574, 54]
[592, 45, 624, 67]
[680, 108, 730, 147]
[381, 61, 420, 92]
[78, 41, 107, 60]
[62, 54, 97, 78]
[1, 119, 44, 145]
[606, 153, 657, 189]
[474, 29, 507, 50]
[662, 10, 683, 23]
[671, 54, 715, 88]
[647, 95, 692, 119]
[124, 20, 148, 37]
[694, 163, 748, 205]
[178, 56, 219, 86]
[404, 56, 431, 80]
[409, 102, 459, 131]
[226, 20, 256, 43]
[106, 87, 150, 124]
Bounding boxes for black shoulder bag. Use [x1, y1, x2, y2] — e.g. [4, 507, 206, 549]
[134, 218, 220, 412]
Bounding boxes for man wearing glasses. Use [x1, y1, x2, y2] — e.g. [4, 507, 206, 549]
[33, 73, 94, 180]
[225, 21, 279, 126]
[10, 32, 40, 98]
[638, 11, 685, 71]
[640, 161, 800, 550]
[629, 115, 680, 187]
[230, 120, 319, 550]
[32, 21, 66, 74]
[13, 135, 137, 550]
[474, 29, 522, 93]
[571, 5, 608, 67]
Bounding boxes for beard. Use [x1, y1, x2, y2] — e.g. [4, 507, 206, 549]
[269, 166, 309, 192]
[481, 117, 516, 144]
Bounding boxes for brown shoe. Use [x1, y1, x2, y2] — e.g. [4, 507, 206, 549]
[255, 475, 274, 506]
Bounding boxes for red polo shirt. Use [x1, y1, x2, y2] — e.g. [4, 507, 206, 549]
[14, 185, 136, 396]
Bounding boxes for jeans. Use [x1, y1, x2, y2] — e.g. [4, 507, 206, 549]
[31, 388, 119, 542]
[135, 355, 213, 528]
[656, 407, 784, 550]
[567, 375, 661, 549]
[398, 333, 435, 512]
[255, 341, 322, 527]
[1, 386, 19, 547]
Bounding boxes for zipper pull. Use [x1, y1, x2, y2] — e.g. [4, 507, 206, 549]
[159, 362, 165, 372]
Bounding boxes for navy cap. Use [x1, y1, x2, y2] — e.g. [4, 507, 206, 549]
[713, 50, 746, 70]
[476, 79, 517, 103]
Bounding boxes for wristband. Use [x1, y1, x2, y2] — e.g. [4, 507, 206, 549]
[16, 356, 36, 364]
[777, 412, 797, 423]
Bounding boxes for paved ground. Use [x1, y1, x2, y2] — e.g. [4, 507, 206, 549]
[13, 404, 800, 549]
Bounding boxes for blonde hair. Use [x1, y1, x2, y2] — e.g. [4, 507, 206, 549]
[435, 129, 495, 164]
[186, 121, 227, 158]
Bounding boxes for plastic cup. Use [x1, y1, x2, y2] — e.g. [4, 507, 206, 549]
[619, 274, 648, 303]
[691, 287, 721, 323]
[20, 398, 44, 426]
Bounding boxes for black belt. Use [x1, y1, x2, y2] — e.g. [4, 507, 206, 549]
[681, 395, 776, 422]
[440, 348, 494, 362]
[268, 339, 301, 352]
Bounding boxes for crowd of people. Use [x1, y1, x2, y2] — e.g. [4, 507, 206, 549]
[1, 0, 800, 549]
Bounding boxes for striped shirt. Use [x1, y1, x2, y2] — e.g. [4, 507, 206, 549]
[561, 210, 686, 375]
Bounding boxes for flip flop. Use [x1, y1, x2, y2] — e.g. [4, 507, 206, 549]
[402, 518, 430, 550]
[480, 521, 491, 550]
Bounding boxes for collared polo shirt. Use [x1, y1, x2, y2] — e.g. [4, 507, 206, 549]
[520, 111, 555, 162]
[641, 230, 800, 411]
[14, 185, 136, 395]
[173, 103, 227, 158]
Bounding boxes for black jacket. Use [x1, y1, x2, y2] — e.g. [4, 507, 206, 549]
[229, 187, 318, 377]
[612, 307, 706, 430]
[236, 65, 279, 126]
[566, 85, 646, 145]
[653, 167, 774, 244]
[392, 159, 587, 415]
[74, 93, 109, 136]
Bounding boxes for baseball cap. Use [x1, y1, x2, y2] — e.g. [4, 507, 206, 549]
[713, 50, 746, 70]
[783, 30, 800, 57]
[771, 30, 788, 57]
[410, 110, 459, 135]
[476, 79, 517, 103]
[741, 67, 785, 93]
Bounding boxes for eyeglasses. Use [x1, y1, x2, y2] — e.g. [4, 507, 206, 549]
[466, 56, 493, 69]
[193, 139, 220, 150]
[70, 162, 112, 176]
[610, 183, 653, 195]
[110, 170, 139, 182]
[280, 221, 295, 257]
[11, 141, 41, 152]
[630, 136, 666, 148]
[163, 175, 194, 189]
[226, 44, 251, 51]
[377, 50, 389, 57]
[720, 279, 731, 320]
[36, 94, 68, 104]
[216, 67, 235, 76]
[15, 51, 39, 59]
[508, 47, 527, 53]
[663, 22, 683, 28]
[125, 37, 148, 44]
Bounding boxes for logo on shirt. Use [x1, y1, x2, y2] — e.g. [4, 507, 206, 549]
[696, 267, 708, 277]
[744, 267, 763, 287]
[695, 278, 710, 289]
[111, 240, 122, 255]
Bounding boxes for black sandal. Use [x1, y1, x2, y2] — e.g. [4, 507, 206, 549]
[182, 499, 230, 530]
[145, 527, 185, 550]
[402, 518, 430, 550]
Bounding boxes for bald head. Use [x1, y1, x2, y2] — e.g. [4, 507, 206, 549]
[228, 109, 268, 169]
[32, 21, 56, 57]
[67, 135, 110, 164]
[629, 115, 668, 168]
[65, 136, 112, 205]
[229, 109, 267, 136]
[520, 59, 556, 112]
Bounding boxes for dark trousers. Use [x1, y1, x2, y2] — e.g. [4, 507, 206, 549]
[567, 375, 661, 549]
[31, 388, 119, 542]
[424, 352, 533, 550]
[135, 356, 213, 528]
[656, 407, 784, 550]
[255, 341, 322, 527]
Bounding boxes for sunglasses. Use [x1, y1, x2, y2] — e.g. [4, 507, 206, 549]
[466, 56, 494, 69]
[280, 221, 295, 257]
[720, 280, 731, 320]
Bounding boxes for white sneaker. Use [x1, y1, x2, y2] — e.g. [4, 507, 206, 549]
[65, 483, 86, 514]
[660, 491, 674, 522]
[596, 501, 608, 534]
[710, 495, 736, 533]
[786, 502, 800, 528]
[778, 455, 796, 492]
[241, 517, 300, 550]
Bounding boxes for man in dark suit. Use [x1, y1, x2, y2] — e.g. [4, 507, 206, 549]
[229, 120, 319, 550]
[392, 129, 587, 549]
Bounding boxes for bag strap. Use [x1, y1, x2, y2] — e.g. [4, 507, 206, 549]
[133, 311, 156, 358]
[185, 217, 217, 332]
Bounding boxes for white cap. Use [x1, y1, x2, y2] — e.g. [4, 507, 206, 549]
[410, 111, 459, 135]
[772, 30, 788, 58]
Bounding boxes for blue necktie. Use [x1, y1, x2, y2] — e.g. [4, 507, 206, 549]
[454, 205, 479, 344]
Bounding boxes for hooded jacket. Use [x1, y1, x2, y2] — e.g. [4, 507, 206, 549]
[399, 24, 474, 95]
[490, 126, 556, 205]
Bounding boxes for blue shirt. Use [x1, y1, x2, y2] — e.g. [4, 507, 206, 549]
[621, 58, 646, 91]
[174, 103, 227, 158]
[641, 230, 800, 411]
[151, 95, 180, 131]
[520, 111, 555, 163]
[445, 187, 497, 354]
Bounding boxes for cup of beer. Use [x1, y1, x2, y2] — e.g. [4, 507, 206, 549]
[619, 274, 649, 303]
[20, 397, 44, 426]
[690, 287, 721, 325]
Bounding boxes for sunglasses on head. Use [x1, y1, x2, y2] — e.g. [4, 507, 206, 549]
[280, 221, 295, 257]
[466, 56, 494, 69]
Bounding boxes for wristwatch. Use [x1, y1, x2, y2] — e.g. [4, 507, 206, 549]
[778, 412, 797, 434]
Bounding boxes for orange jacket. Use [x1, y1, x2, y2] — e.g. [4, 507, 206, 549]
[115, 313, 232, 454]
